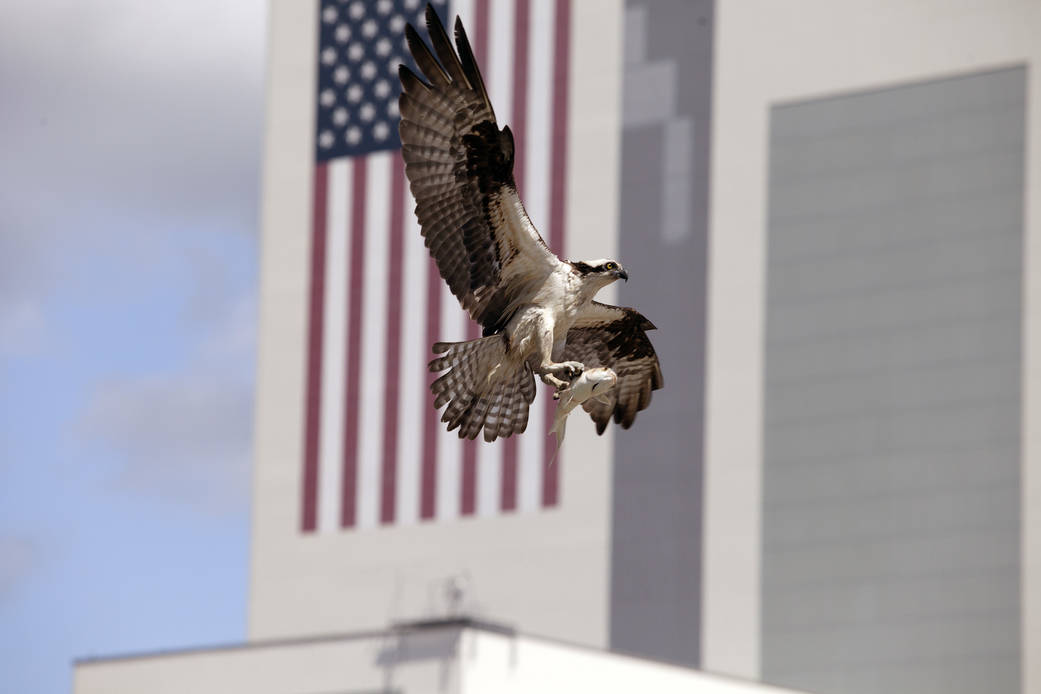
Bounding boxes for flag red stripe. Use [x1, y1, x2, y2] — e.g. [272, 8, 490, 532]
[543, 0, 570, 507]
[420, 257, 441, 520]
[341, 157, 368, 527]
[472, 0, 490, 99]
[301, 163, 328, 533]
[459, 0, 490, 518]
[460, 290, 480, 516]
[380, 157, 407, 524]
[473, 0, 490, 77]
[500, 0, 531, 513]
[460, 320, 479, 514]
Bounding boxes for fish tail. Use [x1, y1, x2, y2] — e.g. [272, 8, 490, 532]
[547, 417, 566, 467]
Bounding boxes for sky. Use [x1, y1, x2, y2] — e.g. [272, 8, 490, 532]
[0, 2, 267, 691]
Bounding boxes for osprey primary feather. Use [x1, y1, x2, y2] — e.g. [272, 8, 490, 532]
[398, 4, 663, 442]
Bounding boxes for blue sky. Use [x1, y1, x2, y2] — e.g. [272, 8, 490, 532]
[0, 2, 267, 691]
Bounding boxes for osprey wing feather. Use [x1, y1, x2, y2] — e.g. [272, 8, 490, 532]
[398, 6, 561, 336]
[563, 302, 664, 434]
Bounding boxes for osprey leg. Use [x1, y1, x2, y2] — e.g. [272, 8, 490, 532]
[525, 311, 584, 390]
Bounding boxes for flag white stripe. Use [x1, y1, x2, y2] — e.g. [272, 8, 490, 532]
[436, 281, 465, 522]
[488, 0, 516, 128]
[356, 152, 393, 529]
[396, 189, 426, 526]
[318, 159, 351, 533]
[452, 0, 475, 29]
[518, 0, 555, 512]
[476, 438, 501, 516]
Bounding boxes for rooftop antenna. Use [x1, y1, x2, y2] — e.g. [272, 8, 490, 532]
[444, 574, 470, 617]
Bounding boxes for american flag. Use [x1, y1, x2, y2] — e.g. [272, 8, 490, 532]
[301, 0, 573, 532]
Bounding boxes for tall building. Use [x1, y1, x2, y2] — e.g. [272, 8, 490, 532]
[76, 1, 1041, 693]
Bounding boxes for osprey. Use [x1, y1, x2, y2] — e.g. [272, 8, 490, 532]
[399, 5, 663, 442]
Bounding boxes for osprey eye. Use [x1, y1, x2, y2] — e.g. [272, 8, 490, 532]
[605, 262, 616, 271]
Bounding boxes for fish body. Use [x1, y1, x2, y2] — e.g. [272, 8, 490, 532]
[549, 367, 618, 458]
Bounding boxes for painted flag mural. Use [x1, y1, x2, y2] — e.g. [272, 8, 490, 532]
[301, 0, 572, 532]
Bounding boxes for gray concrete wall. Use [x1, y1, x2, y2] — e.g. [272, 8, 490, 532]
[609, 0, 713, 668]
[761, 68, 1025, 694]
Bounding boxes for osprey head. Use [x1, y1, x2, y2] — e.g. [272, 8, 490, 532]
[569, 259, 629, 285]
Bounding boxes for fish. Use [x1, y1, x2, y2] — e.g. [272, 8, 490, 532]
[548, 367, 618, 463]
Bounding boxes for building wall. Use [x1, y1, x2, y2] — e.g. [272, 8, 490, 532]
[609, 0, 714, 667]
[761, 68, 1024, 694]
[75, 630, 460, 694]
[704, 3, 1041, 693]
[459, 629, 802, 694]
[75, 625, 809, 694]
[250, 1, 1041, 690]
[249, 0, 624, 647]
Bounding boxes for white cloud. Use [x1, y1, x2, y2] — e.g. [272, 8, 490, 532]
[80, 369, 253, 512]
[0, 0, 267, 236]
[77, 287, 257, 514]
[0, 0, 265, 94]
[0, 1, 266, 514]
[0, 0, 268, 362]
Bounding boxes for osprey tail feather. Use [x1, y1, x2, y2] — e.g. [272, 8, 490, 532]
[429, 336, 535, 442]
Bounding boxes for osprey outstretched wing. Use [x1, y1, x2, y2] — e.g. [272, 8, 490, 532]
[563, 302, 664, 433]
[398, 7, 560, 336]
[400, 5, 662, 441]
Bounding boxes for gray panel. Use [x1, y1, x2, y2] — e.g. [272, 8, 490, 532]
[608, 0, 713, 667]
[762, 68, 1025, 694]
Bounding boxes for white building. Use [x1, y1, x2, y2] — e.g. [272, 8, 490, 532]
[75, 618, 802, 694]
[76, 1, 1041, 692]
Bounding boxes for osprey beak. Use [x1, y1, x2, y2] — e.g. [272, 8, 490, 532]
[614, 268, 629, 282]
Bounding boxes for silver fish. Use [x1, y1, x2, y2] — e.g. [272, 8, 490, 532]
[548, 367, 618, 461]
